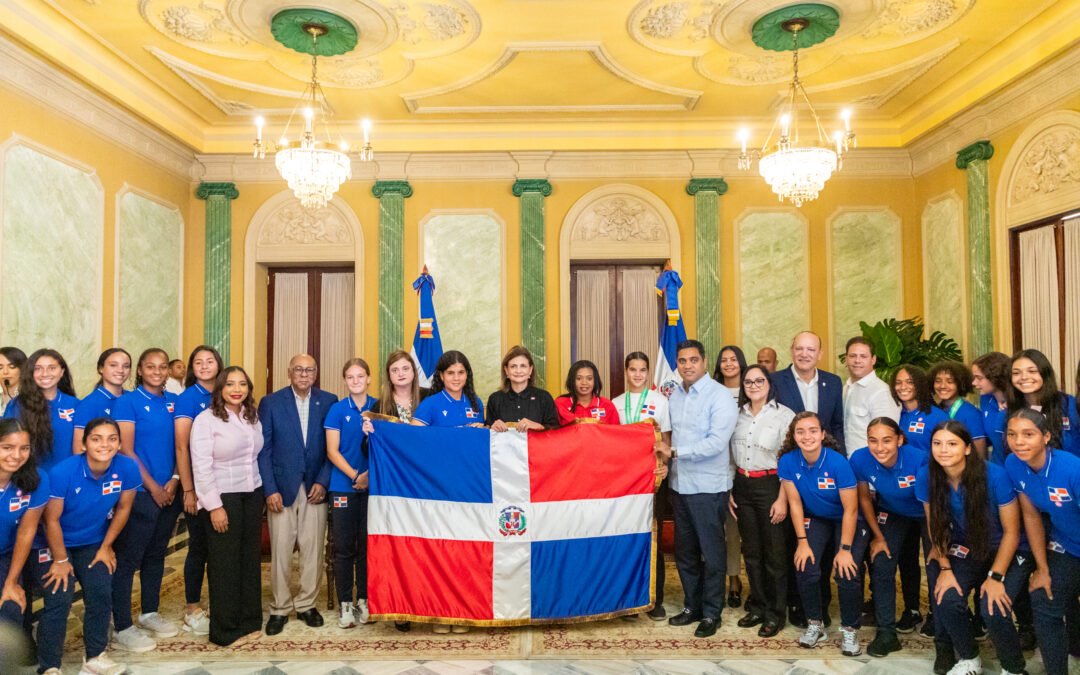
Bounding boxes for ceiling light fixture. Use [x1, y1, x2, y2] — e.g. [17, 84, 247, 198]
[253, 10, 372, 210]
[738, 5, 854, 207]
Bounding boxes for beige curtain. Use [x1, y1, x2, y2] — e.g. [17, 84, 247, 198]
[320, 272, 355, 399]
[272, 273, 308, 392]
[1065, 218, 1080, 395]
[622, 266, 660, 378]
[575, 270, 611, 396]
[1019, 227, 1060, 368]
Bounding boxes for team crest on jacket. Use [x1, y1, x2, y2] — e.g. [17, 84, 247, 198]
[1049, 487, 1072, 506]
[58, 408, 74, 422]
[817, 476, 836, 489]
[166, 402, 175, 413]
[907, 421, 925, 433]
[498, 505, 527, 536]
[898, 475, 915, 489]
[8, 495, 29, 512]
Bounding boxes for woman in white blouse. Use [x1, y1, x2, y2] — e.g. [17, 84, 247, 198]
[190, 366, 263, 647]
[728, 363, 795, 637]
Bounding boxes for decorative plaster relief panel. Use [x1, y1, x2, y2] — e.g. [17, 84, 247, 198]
[1, 143, 103, 394]
[829, 208, 903, 361]
[737, 210, 810, 365]
[422, 213, 502, 399]
[922, 194, 966, 350]
[117, 191, 182, 362]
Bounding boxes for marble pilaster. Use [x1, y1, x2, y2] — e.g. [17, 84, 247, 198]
[372, 180, 413, 367]
[195, 182, 237, 363]
[956, 141, 994, 356]
[512, 179, 551, 388]
[686, 178, 727, 360]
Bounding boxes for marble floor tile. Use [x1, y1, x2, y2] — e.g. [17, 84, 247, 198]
[274, 662, 351, 675]
[126, 662, 211, 675]
[787, 658, 875, 675]
[714, 659, 799, 675]
[341, 662, 428, 675]
[629, 660, 731, 675]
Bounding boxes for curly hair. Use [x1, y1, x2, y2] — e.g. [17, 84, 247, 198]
[17, 349, 76, 462]
[779, 411, 843, 457]
[431, 350, 482, 412]
[927, 420, 990, 561]
[1008, 349, 1065, 449]
[210, 366, 258, 425]
[0, 418, 39, 494]
[972, 352, 1012, 395]
[890, 364, 935, 414]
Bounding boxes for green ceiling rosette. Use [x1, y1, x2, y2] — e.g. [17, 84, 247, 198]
[751, 4, 840, 52]
[270, 9, 358, 56]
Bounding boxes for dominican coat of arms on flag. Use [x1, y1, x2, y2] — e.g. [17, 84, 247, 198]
[366, 421, 659, 625]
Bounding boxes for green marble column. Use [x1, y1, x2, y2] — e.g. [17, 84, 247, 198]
[512, 179, 551, 388]
[956, 141, 994, 356]
[372, 180, 413, 367]
[686, 178, 728, 361]
[195, 182, 238, 363]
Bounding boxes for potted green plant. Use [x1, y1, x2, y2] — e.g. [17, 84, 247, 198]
[839, 317, 961, 382]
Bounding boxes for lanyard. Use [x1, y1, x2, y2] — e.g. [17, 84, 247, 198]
[947, 399, 963, 419]
[624, 390, 648, 424]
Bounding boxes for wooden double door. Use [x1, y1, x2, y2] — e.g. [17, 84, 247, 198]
[569, 262, 665, 400]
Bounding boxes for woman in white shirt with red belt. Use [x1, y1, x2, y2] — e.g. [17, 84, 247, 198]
[190, 366, 263, 647]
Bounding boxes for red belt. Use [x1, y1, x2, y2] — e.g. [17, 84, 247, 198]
[737, 468, 778, 478]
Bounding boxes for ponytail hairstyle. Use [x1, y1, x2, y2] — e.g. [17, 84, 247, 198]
[1007, 349, 1065, 449]
[210, 366, 258, 425]
[779, 411, 842, 457]
[0, 418, 39, 494]
[565, 360, 603, 401]
[94, 347, 132, 389]
[184, 345, 224, 388]
[867, 416, 906, 445]
[972, 351, 1012, 395]
[624, 351, 650, 369]
[17, 349, 76, 462]
[377, 350, 421, 417]
[890, 365, 935, 413]
[82, 417, 121, 444]
[134, 348, 170, 388]
[927, 420, 990, 561]
[342, 357, 371, 379]
[1006, 407, 1052, 458]
[430, 350, 481, 412]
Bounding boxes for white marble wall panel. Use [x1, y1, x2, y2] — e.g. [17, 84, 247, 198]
[922, 194, 966, 353]
[117, 191, 182, 362]
[737, 210, 810, 365]
[422, 214, 503, 400]
[830, 209, 903, 362]
[1, 143, 103, 394]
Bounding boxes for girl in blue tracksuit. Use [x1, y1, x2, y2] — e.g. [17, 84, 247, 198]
[972, 352, 1012, 465]
[3, 349, 78, 471]
[0, 419, 49, 628]
[1009, 349, 1080, 457]
[930, 361, 988, 459]
[72, 348, 131, 451]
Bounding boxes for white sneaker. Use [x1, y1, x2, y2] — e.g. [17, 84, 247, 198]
[432, 624, 451, 634]
[840, 627, 861, 656]
[356, 599, 371, 624]
[80, 652, 127, 675]
[112, 625, 156, 652]
[42, 669, 62, 675]
[798, 621, 827, 648]
[338, 602, 356, 629]
[138, 612, 179, 638]
[946, 656, 982, 675]
[182, 609, 210, 636]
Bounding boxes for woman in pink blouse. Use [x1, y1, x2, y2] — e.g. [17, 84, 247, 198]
[190, 366, 263, 646]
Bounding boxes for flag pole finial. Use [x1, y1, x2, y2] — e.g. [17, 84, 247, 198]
[422, 263, 429, 275]
[663, 259, 672, 271]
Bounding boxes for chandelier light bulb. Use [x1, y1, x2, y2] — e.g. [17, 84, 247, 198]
[780, 114, 791, 138]
[304, 107, 314, 133]
[362, 118, 371, 144]
[738, 129, 749, 154]
[841, 108, 852, 132]
[255, 116, 264, 141]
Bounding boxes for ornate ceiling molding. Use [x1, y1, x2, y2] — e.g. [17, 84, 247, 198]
[0, 35, 196, 180]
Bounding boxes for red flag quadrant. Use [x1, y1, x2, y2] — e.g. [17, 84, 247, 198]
[366, 421, 658, 625]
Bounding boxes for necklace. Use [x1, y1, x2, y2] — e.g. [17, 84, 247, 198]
[624, 390, 648, 424]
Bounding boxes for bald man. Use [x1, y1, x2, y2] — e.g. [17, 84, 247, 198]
[756, 347, 779, 373]
[257, 354, 338, 635]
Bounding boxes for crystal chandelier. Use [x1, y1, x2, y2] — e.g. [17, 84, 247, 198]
[253, 20, 373, 210]
[738, 16, 855, 207]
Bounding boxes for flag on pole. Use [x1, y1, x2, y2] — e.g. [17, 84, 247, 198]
[654, 267, 687, 397]
[410, 270, 443, 388]
[366, 421, 658, 625]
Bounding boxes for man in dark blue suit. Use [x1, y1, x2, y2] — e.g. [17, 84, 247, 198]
[771, 331, 845, 629]
[772, 331, 844, 452]
[257, 353, 338, 635]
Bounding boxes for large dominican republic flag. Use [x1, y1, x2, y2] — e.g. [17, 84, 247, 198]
[409, 271, 443, 388]
[654, 268, 687, 397]
[367, 421, 658, 626]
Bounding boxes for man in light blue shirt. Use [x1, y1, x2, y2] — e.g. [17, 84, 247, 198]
[655, 339, 738, 637]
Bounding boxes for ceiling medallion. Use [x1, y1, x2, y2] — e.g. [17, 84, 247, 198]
[253, 9, 372, 210]
[738, 4, 855, 207]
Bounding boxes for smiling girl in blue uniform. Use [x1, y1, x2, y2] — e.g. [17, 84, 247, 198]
[73, 348, 131, 451]
[890, 365, 949, 456]
[971, 352, 1012, 465]
[3, 349, 78, 471]
[1003, 408, 1080, 675]
[1009, 349, 1080, 457]
[849, 417, 928, 656]
[34, 417, 140, 675]
[930, 361, 988, 460]
[110, 348, 181, 652]
[917, 420, 1027, 675]
[0, 419, 48, 628]
[778, 411, 868, 656]
[172, 345, 222, 636]
[325, 358, 378, 629]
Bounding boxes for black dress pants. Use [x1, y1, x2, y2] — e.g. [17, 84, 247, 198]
[733, 472, 788, 624]
[672, 491, 727, 620]
[203, 488, 264, 646]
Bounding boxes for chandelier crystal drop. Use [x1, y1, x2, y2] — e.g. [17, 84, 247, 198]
[253, 17, 373, 209]
[738, 16, 855, 207]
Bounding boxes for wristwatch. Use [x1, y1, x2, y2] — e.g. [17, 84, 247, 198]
[987, 570, 1005, 582]
[840, 544, 852, 551]
[671, 447, 678, 458]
